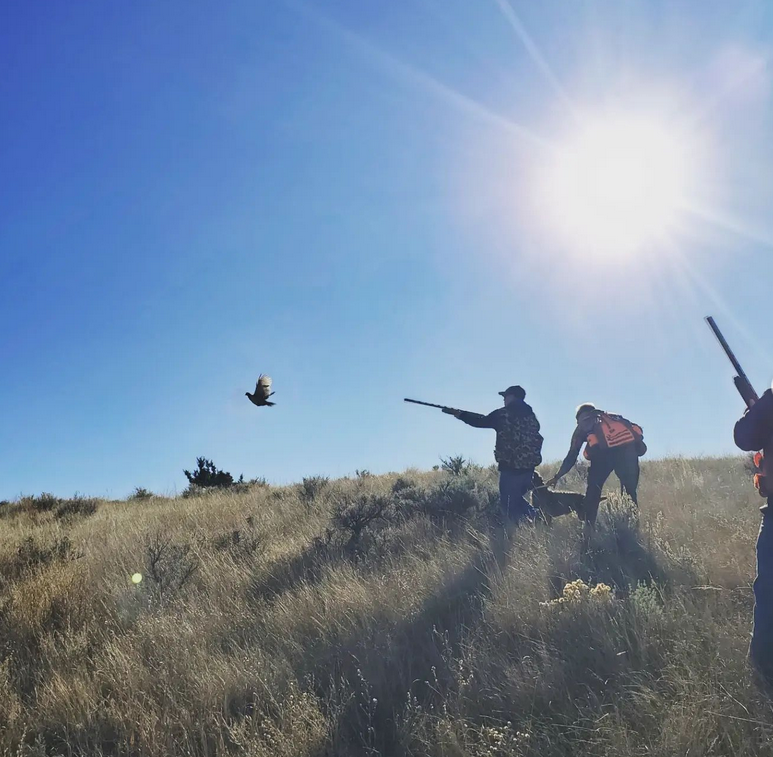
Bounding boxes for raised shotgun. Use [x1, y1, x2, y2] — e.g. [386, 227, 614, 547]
[705, 316, 759, 408]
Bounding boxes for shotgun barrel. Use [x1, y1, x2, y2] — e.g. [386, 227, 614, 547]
[404, 398, 459, 412]
[705, 316, 759, 407]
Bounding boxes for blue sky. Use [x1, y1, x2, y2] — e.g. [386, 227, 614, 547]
[2, 0, 773, 499]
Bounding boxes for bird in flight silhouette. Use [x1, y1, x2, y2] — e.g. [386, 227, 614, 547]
[246, 375, 275, 407]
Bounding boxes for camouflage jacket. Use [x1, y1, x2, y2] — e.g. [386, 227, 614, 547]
[458, 401, 543, 472]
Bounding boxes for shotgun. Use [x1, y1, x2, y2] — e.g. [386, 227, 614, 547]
[705, 316, 759, 408]
[404, 398, 465, 414]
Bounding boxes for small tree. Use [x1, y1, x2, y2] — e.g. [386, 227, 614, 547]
[440, 455, 470, 476]
[183, 457, 241, 489]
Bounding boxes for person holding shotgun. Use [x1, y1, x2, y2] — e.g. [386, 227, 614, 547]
[735, 384, 773, 689]
[711, 316, 773, 690]
[411, 386, 543, 524]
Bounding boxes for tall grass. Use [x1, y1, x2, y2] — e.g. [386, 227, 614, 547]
[0, 458, 771, 756]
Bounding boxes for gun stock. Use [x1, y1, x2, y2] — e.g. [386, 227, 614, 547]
[705, 316, 759, 408]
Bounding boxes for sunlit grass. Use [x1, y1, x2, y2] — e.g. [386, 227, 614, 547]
[0, 458, 770, 755]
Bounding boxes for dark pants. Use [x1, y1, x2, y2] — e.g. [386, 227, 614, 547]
[584, 445, 640, 525]
[499, 469, 537, 524]
[752, 509, 773, 689]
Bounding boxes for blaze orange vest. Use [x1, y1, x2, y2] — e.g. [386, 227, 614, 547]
[583, 413, 643, 460]
[753, 451, 770, 497]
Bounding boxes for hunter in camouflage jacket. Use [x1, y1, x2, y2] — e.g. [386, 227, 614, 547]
[457, 399, 543, 472]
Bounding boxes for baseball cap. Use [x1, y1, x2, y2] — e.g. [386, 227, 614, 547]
[575, 402, 597, 419]
[498, 385, 525, 399]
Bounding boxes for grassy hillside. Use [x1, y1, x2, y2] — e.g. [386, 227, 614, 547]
[1, 458, 771, 756]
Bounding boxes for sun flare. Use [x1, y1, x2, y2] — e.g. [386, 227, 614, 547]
[536, 115, 691, 255]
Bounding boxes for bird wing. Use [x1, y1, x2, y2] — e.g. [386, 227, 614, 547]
[256, 374, 273, 399]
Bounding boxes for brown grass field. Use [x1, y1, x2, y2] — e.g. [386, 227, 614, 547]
[1, 457, 772, 756]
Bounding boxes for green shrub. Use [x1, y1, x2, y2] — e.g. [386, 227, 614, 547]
[423, 476, 494, 520]
[300, 476, 329, 503]
[183, 457, 241, 490]
[54, 495, 98, 520]
[391, 476, 417, 494]
[20, 492, 61, 512]
[440, 455, 471, 476]
[129, 487, 154, 501]
[331, 493, 392, 550]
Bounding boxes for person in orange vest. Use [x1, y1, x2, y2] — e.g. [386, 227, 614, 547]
[734, 382, 773, 690]
[546, 403, 646, 525]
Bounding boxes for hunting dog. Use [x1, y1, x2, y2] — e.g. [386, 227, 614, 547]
[530, 471, 601, 524]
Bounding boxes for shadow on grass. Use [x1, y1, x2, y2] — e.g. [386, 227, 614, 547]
[246, 538, 330, 604]
[548, 494, 695, 599]
[236, 501, 687, 754]
[302, 530, 509, 755]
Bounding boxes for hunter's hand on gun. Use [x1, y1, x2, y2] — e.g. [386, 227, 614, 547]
[442, 408, 461, 417]
[735, 376, 758, 408]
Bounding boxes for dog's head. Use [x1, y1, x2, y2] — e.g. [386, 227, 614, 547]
[531, 471, 569, 516]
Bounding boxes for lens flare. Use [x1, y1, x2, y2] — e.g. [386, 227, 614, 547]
[535, 114, 691, 255]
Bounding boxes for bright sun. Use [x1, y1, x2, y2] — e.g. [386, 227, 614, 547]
[536, 115, 690, 255]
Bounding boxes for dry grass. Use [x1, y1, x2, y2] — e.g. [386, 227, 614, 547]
[1, 458, 772, 756]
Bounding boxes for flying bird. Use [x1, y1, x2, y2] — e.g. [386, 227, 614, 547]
[246, 375, 275, 407]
